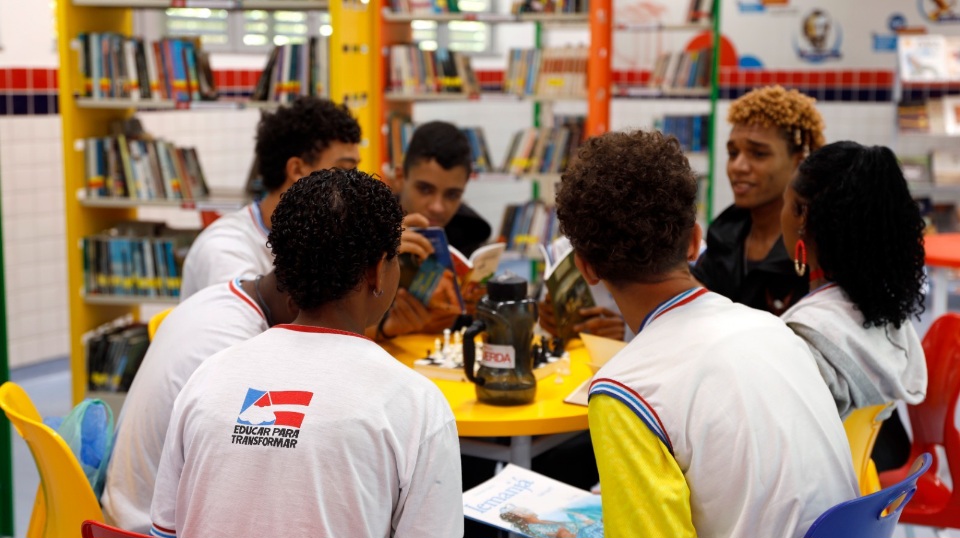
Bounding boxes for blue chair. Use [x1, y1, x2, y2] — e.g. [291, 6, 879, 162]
[804, 453, 932, 538]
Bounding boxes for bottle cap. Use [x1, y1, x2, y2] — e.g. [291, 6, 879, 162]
[487, 273, 528, 302]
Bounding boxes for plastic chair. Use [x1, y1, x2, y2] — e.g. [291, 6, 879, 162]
[0, 382, 104, 538]
[81, 520, 151, 538]
[147, 307, 174, 341]
[804, 453, 932, 538]
[878, 313, 960, 528]
[843, 402, 893, 496]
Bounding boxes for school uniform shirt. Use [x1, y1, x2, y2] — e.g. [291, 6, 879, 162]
[782, 283, 927, 418]
[589, 288, 858, 538]
[102, 279, 268, 533]
[179, 202, 273, 300]
[149, 325, 463, 538]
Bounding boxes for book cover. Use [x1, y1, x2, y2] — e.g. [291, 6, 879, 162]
[463, 464, 604, 537]
[544, 248, 596, 342]
[399, 227, 465, 310]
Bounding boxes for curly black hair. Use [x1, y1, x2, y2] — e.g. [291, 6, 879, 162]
[255, 97, 361, 192]
[268, 168, 403, 311]
[402, 121, 473, 176]
[792, 141, 926, 328]
[556, 130, 698, 285]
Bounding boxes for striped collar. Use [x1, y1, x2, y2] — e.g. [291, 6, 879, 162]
[638, 287, 709, 333]
[806, 282, 838, 299]
[248, 202, 270, 239]
[229, 278, 266, 320]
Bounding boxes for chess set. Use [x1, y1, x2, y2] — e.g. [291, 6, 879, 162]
[413, 328, 571, 383]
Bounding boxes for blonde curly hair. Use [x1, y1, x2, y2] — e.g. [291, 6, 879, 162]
[727, 85, 826, 156]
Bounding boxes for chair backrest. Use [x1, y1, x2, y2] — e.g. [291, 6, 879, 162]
[148, 307, 174, 341]
[0, 382, 104, 538]
[909, 313, 960, 449]
[81, 520, 151, 538]
[804, 453, 932, 538]
[843, 402, 893, 496]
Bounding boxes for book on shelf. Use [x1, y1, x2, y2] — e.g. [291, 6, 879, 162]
[511, 0, 589, 14]
[498, 201, 560, 254]
[76, 33, 217, 103]
[463, 463, 603, 536]
[686, 0, 714, 22]
[501, 123, 582, 175]
[82, 221, 198, 300]
[388, 0, 462, 14]
[388, 45, 479, 96]
[897, 100, 931, 133]
[84, 316, 150, 393]
[648, 47, 713, 91]
[385, 115, 495, 173]
[897, 34, 960, 83]
[251, 37, 330, 102]
[932, 149, 960, 185]
[658, 114, 710, 153]
[84, 118, 209, 202]
[505, 46, 588, 98]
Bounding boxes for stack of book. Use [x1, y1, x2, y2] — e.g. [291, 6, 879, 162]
[510, 0, 589, 14]
[82, 221, 198, 300]
[387, 45, 480, 96]
[897, 97, 960, 136]
[501, 121, 584, 175]
[386, 115, 495, 174]
[658, 114, 710, 153]
[76, 33, 217, 103]
[648, 47, 713, 91]
[251, 37, 330, 102]
[498, 201, 560, 253]
[504, 46, 588, 98]
[84, 316, 149, 393]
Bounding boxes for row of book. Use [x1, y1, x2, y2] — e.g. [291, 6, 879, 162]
[85, 133, 209, 201]
[85, 316, 149, 393]
[498, 201, 560, 254]
[504, 46, 588, 98]
[897, 97, 960, 136]
[657, 114, 710, 153]
[649, 47, 713, 90]
[502, 115, 584, 175]
[82, 222, 198, 299]
[386, 115, 496, 174]
[511, 0, 589, 14]
[388, 45, 480, 96]
[251, 38, 330, 102]
[77, 33, 216, 102]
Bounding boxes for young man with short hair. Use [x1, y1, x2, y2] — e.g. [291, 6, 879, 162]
[556, 129, 857, 538]
[179, 97, 362, 300]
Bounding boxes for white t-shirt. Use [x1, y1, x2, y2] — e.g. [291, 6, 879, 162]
[591, 288, 858, 538]
[150, 325, 463, 538]
[102, 279, 268, 533]
[179, 202, 273, 300]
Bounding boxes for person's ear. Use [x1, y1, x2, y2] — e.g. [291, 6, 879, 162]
[688, 223, 704, 262]
[367, 254, 388, 294]
[285, 155, 311, 185]
[574, 252, 601, 285]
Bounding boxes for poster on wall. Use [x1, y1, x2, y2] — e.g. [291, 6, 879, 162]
[917, 0, 960, 24]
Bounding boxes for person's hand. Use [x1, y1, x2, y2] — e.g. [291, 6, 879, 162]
[573, 307, 625, 340]
[422, 271, 462, 333]
[461, 282, 486, 315]
[538, 292, 559, 338]
[400, 213, 433, 260]
[380, 289, 430, 338]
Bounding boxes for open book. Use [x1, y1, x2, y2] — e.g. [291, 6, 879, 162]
[449, 242, 506, 298]
[464, 464, 604, 537]
[541, 239, 596, 342]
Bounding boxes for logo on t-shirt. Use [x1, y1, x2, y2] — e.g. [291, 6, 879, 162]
[231, 388, 313, 449]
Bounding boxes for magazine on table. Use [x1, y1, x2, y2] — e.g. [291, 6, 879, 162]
[463, 464, 604, 537]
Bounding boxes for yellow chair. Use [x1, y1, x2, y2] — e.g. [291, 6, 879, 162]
[844, 402, 894, 496]
[0, 382, 103, 538]
[148, 307, 174, 341]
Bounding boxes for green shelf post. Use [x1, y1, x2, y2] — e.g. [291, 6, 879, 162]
[706, 0, 722, 224]
[0, 167, 14, 536]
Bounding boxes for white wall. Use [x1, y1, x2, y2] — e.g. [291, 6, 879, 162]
[0, 0, 59, 68]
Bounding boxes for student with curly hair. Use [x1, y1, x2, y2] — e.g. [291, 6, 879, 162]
[179, 96, 362, 300]
[780, 141, 927, 464]
[693, 85, 826, 314]
[150, 169, 463, 538]
[559, 129, 856, 538]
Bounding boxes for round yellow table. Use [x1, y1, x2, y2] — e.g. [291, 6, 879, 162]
[380, 334, 592, 467]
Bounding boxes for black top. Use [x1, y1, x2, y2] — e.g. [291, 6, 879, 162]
[445, 203, 492, 257]
[691, 205, 808, 315]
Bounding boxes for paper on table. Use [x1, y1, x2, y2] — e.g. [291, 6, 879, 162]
[579, 333, 628, 371]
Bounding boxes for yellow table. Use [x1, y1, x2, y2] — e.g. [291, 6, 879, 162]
[381, 335, 592, 468]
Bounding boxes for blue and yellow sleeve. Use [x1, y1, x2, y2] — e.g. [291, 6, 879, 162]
[589, 394, 696, 538]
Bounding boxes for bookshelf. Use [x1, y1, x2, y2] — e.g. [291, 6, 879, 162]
[57, 0, 375, 404]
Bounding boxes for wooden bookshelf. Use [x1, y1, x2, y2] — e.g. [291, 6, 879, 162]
[57, 0, 370, 404]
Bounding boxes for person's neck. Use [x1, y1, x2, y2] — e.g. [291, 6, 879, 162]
[748, 198, 784, 243]
[240, 273, 291, 327]
[807, 253, 828, 290]
[290, 298, 370, 336]
[606, 270, 703, 334]
[257, 190, 284, 231]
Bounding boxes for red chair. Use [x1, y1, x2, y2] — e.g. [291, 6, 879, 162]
[878, 313, 960, 528]
[81, 520, 150, 538]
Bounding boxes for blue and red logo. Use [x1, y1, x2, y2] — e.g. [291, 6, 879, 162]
[236, 388, 313, 428]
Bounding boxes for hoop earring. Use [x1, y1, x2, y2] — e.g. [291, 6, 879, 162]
[794, 239, 807, 277]
[373, 288, 384, 298]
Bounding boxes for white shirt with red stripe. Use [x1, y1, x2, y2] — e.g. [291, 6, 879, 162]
[149, 325, 463, 538]
[591, 288, 858, 538]
[103, 279, 268, 533]
[179, 202, 273, 300]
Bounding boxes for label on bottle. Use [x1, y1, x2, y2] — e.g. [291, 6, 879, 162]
[480, 344, 516, 369]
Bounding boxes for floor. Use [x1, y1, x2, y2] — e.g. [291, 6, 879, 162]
[5, 291, 960, 537]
